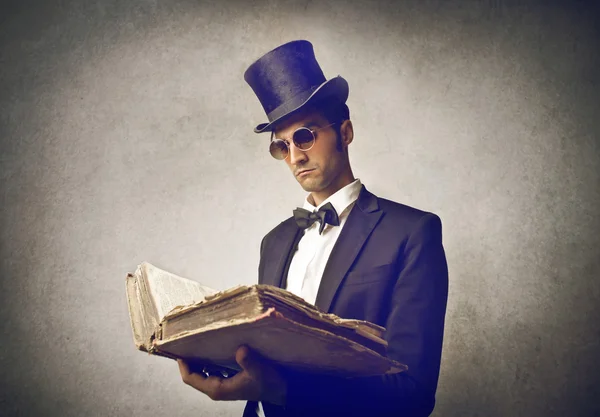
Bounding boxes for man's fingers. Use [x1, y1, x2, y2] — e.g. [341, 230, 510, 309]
[235, 345, 251, 368]
[177, 359, 191, 377]
[177, 359, 248, 401]
[177, 351, 271, 402]
[235, 345, 264, 379]
[234, 346, 286, 405]
[178, 359, 207, 388]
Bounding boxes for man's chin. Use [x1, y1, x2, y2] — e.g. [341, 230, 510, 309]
[296, 177, 319, 192]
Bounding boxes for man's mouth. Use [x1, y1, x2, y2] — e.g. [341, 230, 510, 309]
[296, 168, 315, 177]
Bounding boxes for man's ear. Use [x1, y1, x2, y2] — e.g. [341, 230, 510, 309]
[340, 119, 354, 147]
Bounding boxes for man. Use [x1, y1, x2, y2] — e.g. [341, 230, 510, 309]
[177, 40, 449, 417]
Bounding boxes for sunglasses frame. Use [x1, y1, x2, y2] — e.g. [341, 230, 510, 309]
[269, 123, 336, 160]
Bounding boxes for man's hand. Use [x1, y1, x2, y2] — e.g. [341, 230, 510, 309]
[177, 345, 288, 405]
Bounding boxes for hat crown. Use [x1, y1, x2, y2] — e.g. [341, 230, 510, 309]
[244, 40, 327, 119]
[244, 40, 349, 133]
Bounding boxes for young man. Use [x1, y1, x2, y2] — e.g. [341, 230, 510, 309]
[178, 40, 449, 417]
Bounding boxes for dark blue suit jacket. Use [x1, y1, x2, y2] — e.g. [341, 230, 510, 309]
[244, 185, 449, 417]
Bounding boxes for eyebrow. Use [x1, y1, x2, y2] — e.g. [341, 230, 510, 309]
[303, 120, 321, 129]
[272, 120, 321, 141]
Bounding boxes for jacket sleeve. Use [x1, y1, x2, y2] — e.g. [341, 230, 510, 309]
[279, 213, 449, 417]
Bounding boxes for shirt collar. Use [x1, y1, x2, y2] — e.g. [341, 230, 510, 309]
[303, 178, 362, 218]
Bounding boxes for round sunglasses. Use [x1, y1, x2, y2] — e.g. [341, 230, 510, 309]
[269, 123, 336, 160]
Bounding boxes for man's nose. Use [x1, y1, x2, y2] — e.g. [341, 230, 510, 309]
[288, 142, 308, 165]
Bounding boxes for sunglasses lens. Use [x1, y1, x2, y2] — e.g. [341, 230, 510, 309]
[293, 128, 315, 150]
[269, 139, 288, 160]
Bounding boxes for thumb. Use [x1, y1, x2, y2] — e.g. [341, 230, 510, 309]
[235, 345, 264, 379]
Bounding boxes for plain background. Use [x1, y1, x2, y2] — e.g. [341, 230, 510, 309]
[1, 1, 599, 416]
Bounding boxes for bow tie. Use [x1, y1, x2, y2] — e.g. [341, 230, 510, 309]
[293, 202, 340, 235]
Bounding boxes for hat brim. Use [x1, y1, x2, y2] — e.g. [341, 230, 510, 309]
[253, 76, 349, 133]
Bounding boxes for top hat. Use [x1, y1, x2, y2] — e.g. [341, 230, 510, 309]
[244, 40, 349, 133]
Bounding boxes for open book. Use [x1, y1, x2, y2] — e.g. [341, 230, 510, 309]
[126, 262, 407, 377]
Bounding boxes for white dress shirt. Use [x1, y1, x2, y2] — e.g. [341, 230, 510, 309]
[257, 178, 362, 417]
[285, 178, 363, 305]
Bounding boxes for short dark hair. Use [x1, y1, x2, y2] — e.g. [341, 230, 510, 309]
[271, 99, 351, 151]
[313, 99, 350, 124]
[305, 99, 350, 151]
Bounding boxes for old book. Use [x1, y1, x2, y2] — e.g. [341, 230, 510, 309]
[126, 262, 407, 377]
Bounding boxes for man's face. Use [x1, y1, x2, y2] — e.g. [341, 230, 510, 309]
[272, 110, 348, 195]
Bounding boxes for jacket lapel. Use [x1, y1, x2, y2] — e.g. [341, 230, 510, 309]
[314, 185, 383, 312]
[260, 218, 302, 289]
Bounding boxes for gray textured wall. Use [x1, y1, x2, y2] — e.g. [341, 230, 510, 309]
[1, 1, 599, 416]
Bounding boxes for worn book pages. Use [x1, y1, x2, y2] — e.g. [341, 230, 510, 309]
[126, 262, 217, 350]
[125, 262, 408, 377]
[145, 264, 217, 318]
[156, 307, 404, 377]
